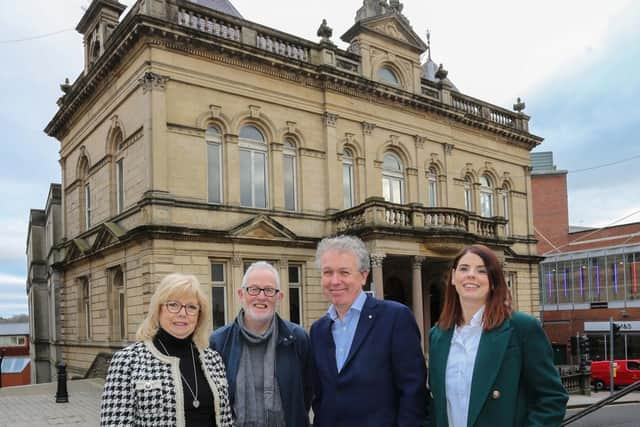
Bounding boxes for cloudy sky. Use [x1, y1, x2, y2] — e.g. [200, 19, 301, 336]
[1, 0, 639, 317]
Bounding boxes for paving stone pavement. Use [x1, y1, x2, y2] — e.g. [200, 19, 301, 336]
[0, 378, 103, 427]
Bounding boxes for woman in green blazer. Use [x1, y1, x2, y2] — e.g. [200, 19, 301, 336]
[428, 244, 568, 427]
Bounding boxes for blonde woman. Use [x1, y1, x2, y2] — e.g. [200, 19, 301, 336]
[100, 273, 234, 427]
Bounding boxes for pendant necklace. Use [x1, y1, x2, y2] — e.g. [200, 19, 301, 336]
[157, 338, 200, 408]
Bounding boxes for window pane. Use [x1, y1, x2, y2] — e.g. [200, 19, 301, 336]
[211, 263, 224, 282]
[378, 67, 399, 86]
[343, 164, 353, 208]
[289, 287, 301, 325]
[212, 287, 226, 330]
[116, 159, 124, 212]
[382, 178, 391, 202]
[253, 152, 267, 208]
[284, 155, 295, 211]
[240, 150, 252, 206]
[239, 125, 264, 142]
[383, 154, 402, 172]
[206, 125, 220, 140]
[288, 265, 300, 283]
[207, 143, 221, 203]
[119, 291, 126, 339]
[391, 179, 402, 203]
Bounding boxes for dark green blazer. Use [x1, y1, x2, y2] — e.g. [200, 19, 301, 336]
[428, 312, 568, 427]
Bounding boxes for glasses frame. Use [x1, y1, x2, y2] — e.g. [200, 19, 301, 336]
[164, 300, 201, 316]
[243, 286, 280, 297]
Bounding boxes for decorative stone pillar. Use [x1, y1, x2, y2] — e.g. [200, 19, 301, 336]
[370, 254, 385, 299]
[412, 256, 425, 351]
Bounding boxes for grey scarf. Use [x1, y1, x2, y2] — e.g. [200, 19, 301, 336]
[234, 311, 286, 427]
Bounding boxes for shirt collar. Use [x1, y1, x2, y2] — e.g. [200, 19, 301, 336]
[327, 290, 367, 320]
[469, 305, 485, 328]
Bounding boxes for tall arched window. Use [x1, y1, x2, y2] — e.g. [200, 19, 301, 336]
[378, 66, 400, 86]
[427, 167, 438, 207]
[206, 125, 223, 203]
[239, 125, 268, 208]
[343, 148, 355, 209]
[464, 175, 473, 212]
[283, 138, 297, 211]
[382, 152, 404, 204]
[78, 156, 91, 230]
[480, 175, 494, 217]
[110, 128, 125, 214]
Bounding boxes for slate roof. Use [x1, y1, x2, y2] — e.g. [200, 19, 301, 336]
[188, 0, 243, 18]
[0, 323, 29, 336]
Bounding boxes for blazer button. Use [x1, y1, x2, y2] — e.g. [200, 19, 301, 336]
[430, 391, 434, 399]
[491, 390, 501, 400]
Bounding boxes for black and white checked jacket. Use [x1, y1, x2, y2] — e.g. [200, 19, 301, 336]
[100, 340, 234, 426]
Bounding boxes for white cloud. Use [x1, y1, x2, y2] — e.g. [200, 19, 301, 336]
[0, 217, 28, 263]
[0, 273, 25, 287]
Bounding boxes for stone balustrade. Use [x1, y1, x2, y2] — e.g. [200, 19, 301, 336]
[255, 33, 309, 62]
[177, 8, 241, 42]
[333, 198, 507, 240]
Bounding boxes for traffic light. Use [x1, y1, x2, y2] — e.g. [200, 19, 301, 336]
[581, 335, 590, 360]
[612, 323, 621, 338]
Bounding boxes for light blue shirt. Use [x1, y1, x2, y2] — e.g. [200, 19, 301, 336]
[328, 290, 367, 372]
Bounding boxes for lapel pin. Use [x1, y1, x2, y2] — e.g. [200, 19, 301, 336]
[368, 315, 373, 319]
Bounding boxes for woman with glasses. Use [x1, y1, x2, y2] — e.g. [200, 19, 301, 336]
[428, 244, 568, 427]
[100, 273, 234, 426]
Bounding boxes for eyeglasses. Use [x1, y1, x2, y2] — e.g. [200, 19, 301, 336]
[164, 301, 200, 316]
[243, 286, 280, 297]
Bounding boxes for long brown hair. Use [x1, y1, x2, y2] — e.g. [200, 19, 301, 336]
[437, 244, 512, 331]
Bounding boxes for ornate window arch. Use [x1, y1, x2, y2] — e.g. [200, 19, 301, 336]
[378, 65, 400, 86]
[382, 152, 404, 204]
[77, 155, 91, 230]
[239, 124, 268, 208]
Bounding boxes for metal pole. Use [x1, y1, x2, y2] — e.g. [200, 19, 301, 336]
[609, 317, 614, 394]
[0, 349, 5, 388]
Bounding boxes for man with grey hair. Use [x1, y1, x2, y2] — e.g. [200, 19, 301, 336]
[210, 261, 312, 427]
[310, 235, 429, 427]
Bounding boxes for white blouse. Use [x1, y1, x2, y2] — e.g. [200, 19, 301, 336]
[445, 306, 485, 427]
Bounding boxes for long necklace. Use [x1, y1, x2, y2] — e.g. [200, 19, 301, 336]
[157, 338, 201, 408]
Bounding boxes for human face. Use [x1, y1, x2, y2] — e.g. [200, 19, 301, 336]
[239, 268, 283, 328]
[158, 293, 200, 339]
[452, 252, 490, 307]
[320, 249, 368, 316]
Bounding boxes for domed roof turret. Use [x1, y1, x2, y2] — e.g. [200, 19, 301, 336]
[188, 0, 243, 18]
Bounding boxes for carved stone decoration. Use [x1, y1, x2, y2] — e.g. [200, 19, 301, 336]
[444, 143, 455, 155]
[414, 135, 427, 149]
[513, 97, 526, 113]
[60, 78, 72, 94]
[286, 121, 297, 134]
[324, 112, 338, 127]
[435, 63, 448, 80]
[370, 253, 386, 268]
[232, 255, 242, 267]
[249, 105, 261, 118]
[138, 71, 170, 93]
[413, 256, 425, 269]
[317, 19, 333, 44]
[362, 121, 376, 135]
[209, 104, 222, 119]
[388, 135, 399, 146]
[344, 132, 355, 144]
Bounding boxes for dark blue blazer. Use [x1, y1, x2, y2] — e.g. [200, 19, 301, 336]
[310, 295, 428, 427]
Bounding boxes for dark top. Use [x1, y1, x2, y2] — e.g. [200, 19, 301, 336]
[154, 328, 216, 427]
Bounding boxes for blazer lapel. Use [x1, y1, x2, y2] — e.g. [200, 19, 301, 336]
[467, 319, 512, 427]
[430, 327, 453, 424]
[319, 314, 338, 375]
[341, 295, 377, 371]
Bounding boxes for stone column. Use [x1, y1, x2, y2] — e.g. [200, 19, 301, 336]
[412, 256, 425, 351]
[370, 254, 385, 299]
[324, 112, 340, 212]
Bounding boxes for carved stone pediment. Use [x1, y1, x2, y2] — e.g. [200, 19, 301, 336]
[370, 21, 409, 43]
[229, 215, 297, 241]
[341, 15, 428, 53]
[92, 222, 127, 252]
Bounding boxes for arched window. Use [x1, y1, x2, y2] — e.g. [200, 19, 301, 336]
[464, 175, 473, 212]
[239, 125, 268, 208]
[283, 138, 297, 211]
[110, 128, 125, 214]
[480, 175, 494, 217]
[382, 152, 404, 204]
[206, 125, 223, 203]
[343, 148, 355, 209]
[378, 66, 400, 86]
[427, 167, 438, 207]
[501, 183, 511, 235]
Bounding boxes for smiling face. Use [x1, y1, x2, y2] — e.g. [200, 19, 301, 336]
[238, 267, 283, 331]
[452, 252, 491, 308]
[158, 293, 200, 339]
[320, 249, 368, 317]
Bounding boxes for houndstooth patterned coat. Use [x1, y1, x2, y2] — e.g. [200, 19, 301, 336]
[100, 340, 234, 426]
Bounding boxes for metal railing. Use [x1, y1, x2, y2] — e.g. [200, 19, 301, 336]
[561, 380, 640, 425]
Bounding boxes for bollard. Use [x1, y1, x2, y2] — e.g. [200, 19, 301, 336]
[55, 362, 69, 403]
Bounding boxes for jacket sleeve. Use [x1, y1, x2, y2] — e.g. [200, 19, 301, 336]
[297, 326, 314, 414]
[518, 314, 569, 427]
[391, 305, 429, 427]
[100, 349, 135, 426]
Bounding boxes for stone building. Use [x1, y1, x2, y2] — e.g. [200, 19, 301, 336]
[35, 0, 542, 377]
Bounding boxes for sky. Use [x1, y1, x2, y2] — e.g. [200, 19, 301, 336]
[0, 0, 639, 317]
